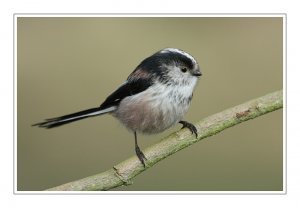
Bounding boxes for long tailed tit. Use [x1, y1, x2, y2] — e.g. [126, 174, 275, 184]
[33, 48, 202, 167]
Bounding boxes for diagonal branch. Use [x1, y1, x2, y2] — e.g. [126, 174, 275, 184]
[46, 90, 283, 191]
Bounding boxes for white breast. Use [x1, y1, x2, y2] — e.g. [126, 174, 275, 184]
[114, 79, 197, 134]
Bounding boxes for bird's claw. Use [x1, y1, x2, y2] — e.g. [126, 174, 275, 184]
[179, 121, 198, 138]
[135, 146, 147, 167]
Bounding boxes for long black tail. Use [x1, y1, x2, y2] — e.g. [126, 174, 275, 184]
[32, 106, 116, 128]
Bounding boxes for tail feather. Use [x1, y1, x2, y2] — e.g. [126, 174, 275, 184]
[32, 106, 116, 128]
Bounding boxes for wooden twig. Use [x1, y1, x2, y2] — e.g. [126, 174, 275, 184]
[46, 90, 283, 191]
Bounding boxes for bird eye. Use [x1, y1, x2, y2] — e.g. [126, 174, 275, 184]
[181, 67, 187, 73]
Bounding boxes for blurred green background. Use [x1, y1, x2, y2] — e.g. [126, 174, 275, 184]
[17, 17, 283, 191]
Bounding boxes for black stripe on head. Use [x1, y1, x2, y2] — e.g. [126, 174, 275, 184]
[159, 49, 196, 68]
[131, 49, 195, 78]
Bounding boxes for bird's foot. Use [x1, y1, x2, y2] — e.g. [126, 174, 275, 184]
[135, 146, 147, 168]
[179, 120, 198, 138]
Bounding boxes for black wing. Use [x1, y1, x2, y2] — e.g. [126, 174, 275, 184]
[99, 78, 153, 110]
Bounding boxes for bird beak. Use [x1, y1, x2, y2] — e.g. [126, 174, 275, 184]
[192, 70, 202, 77]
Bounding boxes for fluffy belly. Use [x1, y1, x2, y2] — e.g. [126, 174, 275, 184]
[113, 88, 191, 134]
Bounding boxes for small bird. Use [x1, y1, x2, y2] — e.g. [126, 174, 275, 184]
[33, 48, 202, 167]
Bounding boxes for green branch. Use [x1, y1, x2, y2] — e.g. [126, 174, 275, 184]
[46, 90, 283, 191]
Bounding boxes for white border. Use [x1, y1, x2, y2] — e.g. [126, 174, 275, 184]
[14, 13, 285, 17]
[13, 13, 286, 195]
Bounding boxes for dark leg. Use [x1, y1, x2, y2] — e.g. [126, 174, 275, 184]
[179, 121, 198, 138]
[134, 131, 147, 167]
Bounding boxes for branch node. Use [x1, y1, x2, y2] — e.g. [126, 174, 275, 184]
[235, 109, 251, 119]
[113, 166, 133, 186]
